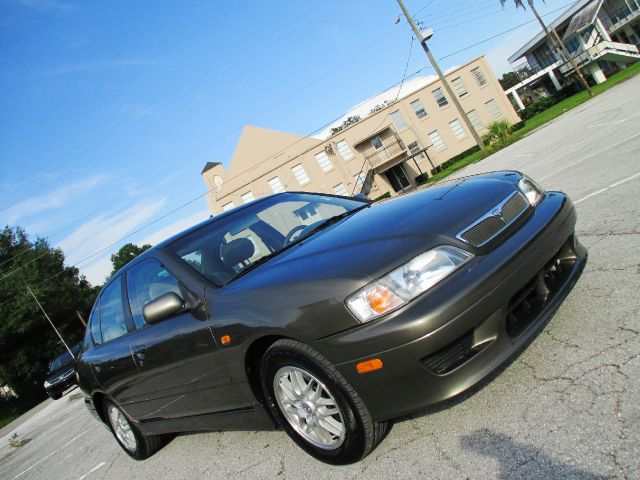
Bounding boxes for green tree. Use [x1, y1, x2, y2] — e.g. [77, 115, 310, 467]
[499, 71, 522, 90]
[109, 242, 151, 275]
[0, 226, 98, 405]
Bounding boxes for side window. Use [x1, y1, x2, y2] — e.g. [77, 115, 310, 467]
[99, 277, 128, 343]
[88, 302, 102, 346]
[126, 259, 182, 329]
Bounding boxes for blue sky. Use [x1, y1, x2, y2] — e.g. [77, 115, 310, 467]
[0, 0, 576, 285]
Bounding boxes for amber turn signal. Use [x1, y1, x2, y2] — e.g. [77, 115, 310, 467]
[356, 358, 383, 374]
[220, 335, 231, 345]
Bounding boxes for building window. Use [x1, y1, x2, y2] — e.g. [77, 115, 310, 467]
[241, 191, 255, 203]
[451, 77, 468, 97]
[354, 172, 366, 188]
[390, 110, 408, 130]
[291, 164, 310, 186]
[268, 176, 285, 193]
[336, 140, 354, 160]
[467, 109, 484, 131]
[222, 202, 235, 212]
[333, 183, 348, 196]
[410, 99, 428, 119]
[432, 88, 448, 107]
[407, 140, 426, 159]
[315, 151, 333, 172]
[471, 67, 488, 87]
[428, 130, 446, 151]
[485, 99, 503, 119]
[449, 119, 466, 140]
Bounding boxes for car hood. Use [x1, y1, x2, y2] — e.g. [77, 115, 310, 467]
[229, 174, 519, 288]
[217, 173, 521, 339]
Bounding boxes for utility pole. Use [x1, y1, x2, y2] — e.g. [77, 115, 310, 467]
[27, 286, 74, 357]
[526, 0, 593, 97]
[395, 0, 485, 152]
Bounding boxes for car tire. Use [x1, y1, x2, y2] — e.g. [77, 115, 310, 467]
[103, 400, 162, 460]
[48, 392, 62, 400]
[260, 339, 388, 464]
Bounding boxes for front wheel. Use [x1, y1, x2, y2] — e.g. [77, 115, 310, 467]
[260, 339, 387, 464]
[104, 400, 162, 460]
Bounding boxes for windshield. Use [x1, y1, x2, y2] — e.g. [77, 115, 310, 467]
[168, 193, 366, 285]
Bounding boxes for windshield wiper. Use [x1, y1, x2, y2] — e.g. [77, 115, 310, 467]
[295, 205, 368, 242]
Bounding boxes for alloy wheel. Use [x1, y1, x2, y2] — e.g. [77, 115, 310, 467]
[273, 366, 346, 450]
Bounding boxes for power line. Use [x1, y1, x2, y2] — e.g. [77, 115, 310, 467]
[1, 0, 355, 207]
[0, 4, 577, 298]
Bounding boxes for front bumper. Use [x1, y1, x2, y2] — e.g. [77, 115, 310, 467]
[45, 374, 76, 398]
[313, 192, 587, 421]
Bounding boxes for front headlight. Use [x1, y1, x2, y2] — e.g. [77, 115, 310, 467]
[518, 176, 544, 206]
[44, 380, 52, 388]
[346, 246, 473, 323]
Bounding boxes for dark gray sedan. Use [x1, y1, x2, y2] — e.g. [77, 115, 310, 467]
[75, 171, 586, 464]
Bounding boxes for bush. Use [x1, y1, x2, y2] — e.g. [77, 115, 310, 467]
[482, 120, 513, 147]
[415, 173, 429, 185]
[372, 192, 391, 202]
[432, 146, 481, 174]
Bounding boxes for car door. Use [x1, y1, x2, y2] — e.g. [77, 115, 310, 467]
[84, 276, 139, 408]
[120, 257, 240, 421]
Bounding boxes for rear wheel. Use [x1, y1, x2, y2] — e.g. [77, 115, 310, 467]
[104, 400, 162, 460]
[260, 339, 387, 464]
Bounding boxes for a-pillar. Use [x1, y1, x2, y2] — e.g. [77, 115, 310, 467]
[547, 69, 562, 91]
[509, 89, 525, 111]
[588, 62, 607, 84]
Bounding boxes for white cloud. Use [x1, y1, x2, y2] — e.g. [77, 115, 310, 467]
[315, 74, 439, 139]
[79, 257, 112, 286]
[60, 198, 167, 270]
[1, 174, 107, 224]
[139, 209, 210, 247]
[71, 206, 209, 286]
[44, 59, 161, 77]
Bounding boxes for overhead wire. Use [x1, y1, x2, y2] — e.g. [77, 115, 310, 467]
[1, 0, 355, 206]
[1, 3, 577, 302]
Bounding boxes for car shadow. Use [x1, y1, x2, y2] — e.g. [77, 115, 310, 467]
[460, 429, 605, 479]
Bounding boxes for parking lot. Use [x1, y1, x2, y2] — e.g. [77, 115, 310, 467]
[1, 75, 639, 480]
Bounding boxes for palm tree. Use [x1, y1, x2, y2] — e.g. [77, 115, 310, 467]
[501, 0, 593, 97]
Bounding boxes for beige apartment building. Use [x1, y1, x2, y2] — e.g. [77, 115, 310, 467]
[201, 55, 519, 215]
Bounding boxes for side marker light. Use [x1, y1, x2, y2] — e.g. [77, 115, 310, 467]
[356, 358, 383, 374]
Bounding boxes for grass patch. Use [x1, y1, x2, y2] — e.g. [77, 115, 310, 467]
[422, 62, 640, 184]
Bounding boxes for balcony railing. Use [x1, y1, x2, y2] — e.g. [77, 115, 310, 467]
[601, 3, 640, 32]
[558, 40, 640, 74]
[363, 140, 407, 168]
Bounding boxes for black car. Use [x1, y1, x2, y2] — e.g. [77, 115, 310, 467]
[76, 171, 587, 464]
[44, 342, 81, 399]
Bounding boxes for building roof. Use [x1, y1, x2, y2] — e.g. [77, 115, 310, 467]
[225, 125, 323, 179]
[201, 161, 221, 175]
[508, 0, 596, 63]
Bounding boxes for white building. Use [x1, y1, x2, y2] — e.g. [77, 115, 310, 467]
[505, 0, 640, 109]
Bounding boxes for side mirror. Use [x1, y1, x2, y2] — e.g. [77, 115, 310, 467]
[142, 292, 185, 324]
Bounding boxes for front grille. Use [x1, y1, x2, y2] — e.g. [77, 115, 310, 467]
[458, 191, 528, 247]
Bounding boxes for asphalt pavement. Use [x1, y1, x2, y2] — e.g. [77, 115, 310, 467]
[1, 74, 639, 480]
